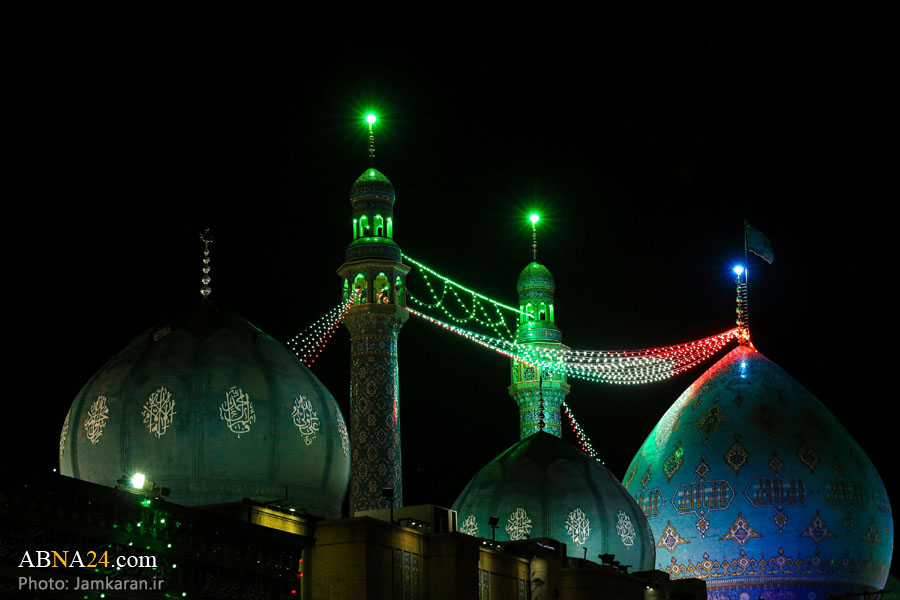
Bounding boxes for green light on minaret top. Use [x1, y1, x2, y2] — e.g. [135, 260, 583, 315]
[365, 114, 377, 162]
[529, 213, 540, 225]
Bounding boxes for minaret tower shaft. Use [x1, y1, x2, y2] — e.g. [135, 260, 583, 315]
[337, 117, 409, 513]
[508, 261, 571, 439]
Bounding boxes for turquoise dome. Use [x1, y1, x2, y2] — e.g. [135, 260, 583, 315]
[625, 345, 892, 599]
[516, 261, 555, 295]
[454, 432, 655, 567]
[59, 301, 350, 518]
[350, 168, 394, 203]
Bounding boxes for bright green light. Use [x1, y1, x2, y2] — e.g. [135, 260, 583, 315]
[529, 213, 540, 225]
[131, 473, 145, 489]
[366, 113, 377, 125]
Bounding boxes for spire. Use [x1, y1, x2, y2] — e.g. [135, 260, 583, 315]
[366, 113, 377, 164]
[199, 228, 213, 298]
[529, 213, 540, 261]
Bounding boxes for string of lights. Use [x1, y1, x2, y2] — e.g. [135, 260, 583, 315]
[403, 253, 521, 340]
[562, 401, 602, 463]
[287, 291, 360, 366]
[403, 305, 742, 385]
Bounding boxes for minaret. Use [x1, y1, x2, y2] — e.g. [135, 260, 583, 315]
[337, 114, 410, 513]
[508, 215, 570, 438]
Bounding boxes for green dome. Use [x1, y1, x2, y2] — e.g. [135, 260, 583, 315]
[453, 433, 655, 566]
[516, 261, 555, 295]
[59, 301, 350, 518]
[350, 168, 395, 203]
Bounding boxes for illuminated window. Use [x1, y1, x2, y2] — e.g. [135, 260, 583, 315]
[375, 272, 390, 303]
[353, 273, 367, 303]
[549, 304, 554, 322]
[394, 275, 404, 304]
[387, 217, 393, 238]
[525, 303, 534, 321]
[343, 278, 349, 302]
[538, 303, 547, 321]
[353, 218, 358, 240]
[374, 215, 384, 236]
[358, 215, 370, 237]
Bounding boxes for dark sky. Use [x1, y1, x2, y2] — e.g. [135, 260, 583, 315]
[5, 9, 896, 532]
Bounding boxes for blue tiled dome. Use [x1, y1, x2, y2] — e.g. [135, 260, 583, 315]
[625, 345, 892, 599]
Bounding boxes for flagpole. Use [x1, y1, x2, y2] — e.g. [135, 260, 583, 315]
[741, 220, 750, 345]
[743, 219, 749, 288]
[744, 219, 747, 270]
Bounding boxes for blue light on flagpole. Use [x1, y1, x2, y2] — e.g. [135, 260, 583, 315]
[733, 265, 745, 276]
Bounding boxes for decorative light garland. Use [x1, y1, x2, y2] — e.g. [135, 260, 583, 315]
[284, 254, 745, 472]
[287, 291, 360, 366]
[403, 253, 521, 340]
[562, 401, 602, 463]
[403, 305, 743, 385]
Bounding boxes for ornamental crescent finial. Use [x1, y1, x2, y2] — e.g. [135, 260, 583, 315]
[199, 228, 213, 297]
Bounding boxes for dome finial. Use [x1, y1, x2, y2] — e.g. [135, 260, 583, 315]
[199, 228, 213, 298]
[529, 213, 540, 261]
[365, 113, 377, 164]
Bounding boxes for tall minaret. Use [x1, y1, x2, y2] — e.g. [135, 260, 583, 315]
[508, 215, 571, 438]
[337, 114, 410, 513]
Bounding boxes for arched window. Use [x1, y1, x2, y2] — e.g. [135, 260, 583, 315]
[375, 272, 390, 303]
[525, 303, 534, 321]
[538, 303, 547, 321]
[343, 278, 349, 302]
[353, 218, 358, 240]
[353, 273, 368, 303]
[394, 275, 404, 305]
[387, 217, 393, 238]
[549, 304, 554, 322]
[374, 215, 384, 236]
[358, 215, 370, 237]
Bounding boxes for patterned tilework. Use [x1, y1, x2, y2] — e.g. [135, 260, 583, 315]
[344, 309, 406, 513]
[624, 346, 893, 598]
[513, 388, 564, 439]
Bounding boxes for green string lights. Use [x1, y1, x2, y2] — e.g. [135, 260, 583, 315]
[403, 304, 741, 385]
[403, 253, 521, 340]
[289, 254, 740, 385]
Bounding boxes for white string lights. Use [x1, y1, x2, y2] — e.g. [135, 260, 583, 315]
[287, 291, 360, 366]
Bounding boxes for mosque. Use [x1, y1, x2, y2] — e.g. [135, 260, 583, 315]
[4, 122, 893, 599]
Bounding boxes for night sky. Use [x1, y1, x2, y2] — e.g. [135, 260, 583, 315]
[6, 8, 896, 550]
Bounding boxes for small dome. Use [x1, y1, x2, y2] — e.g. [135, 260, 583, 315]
[59, 301, 350, 518]
[453, 432, 655, 566]
[350, 168, 395, 203]
[625, 345, 892, 598]
[517, 261, 555, 295]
